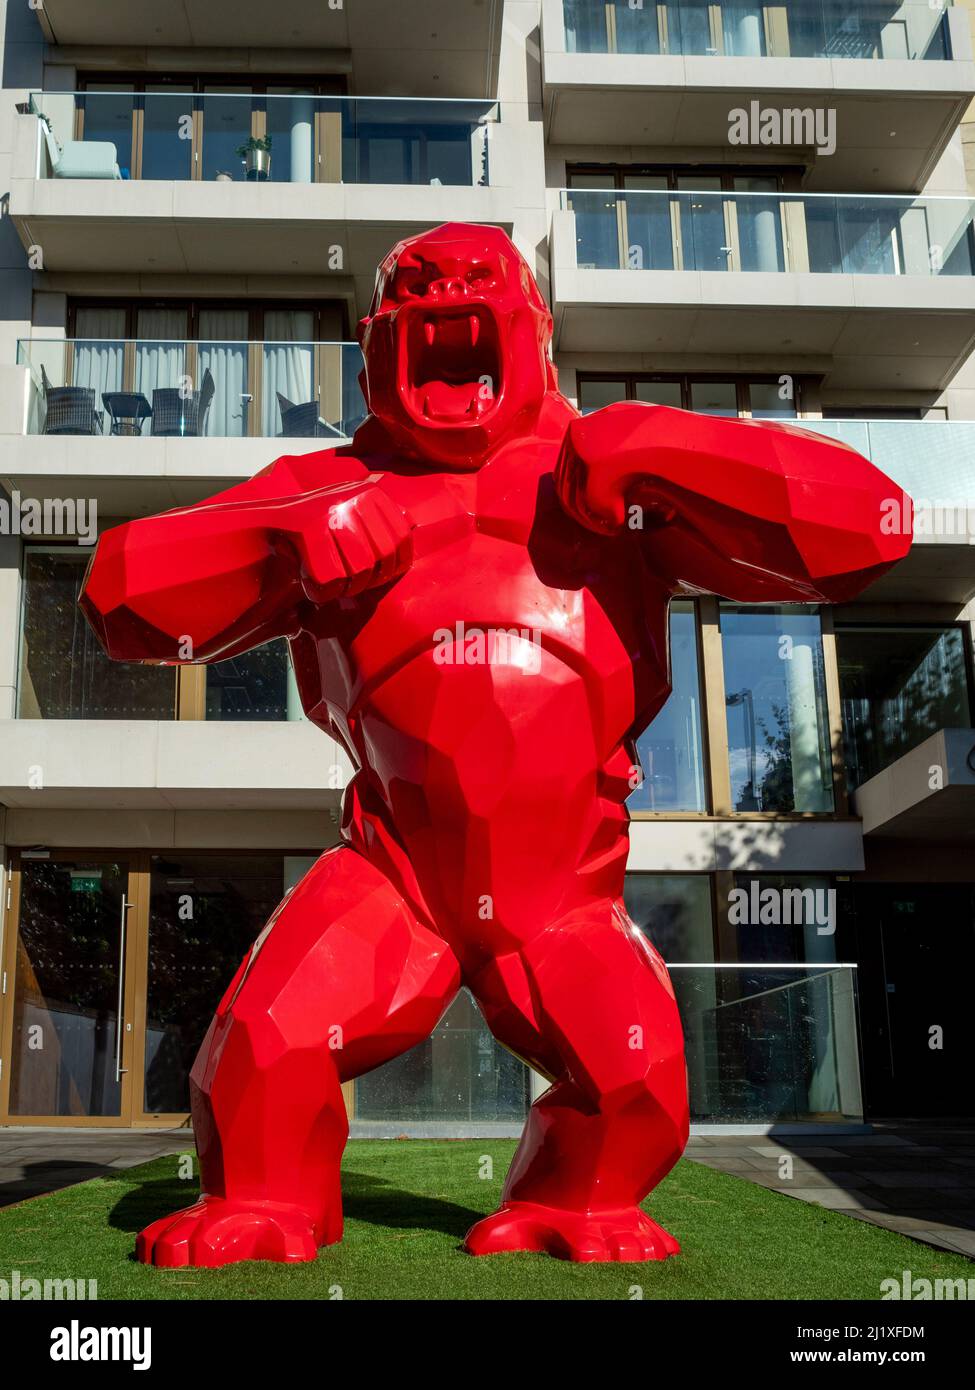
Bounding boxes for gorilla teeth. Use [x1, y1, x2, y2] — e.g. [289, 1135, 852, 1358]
[470, 316, 480, 347]
[424, 321, 436, 347]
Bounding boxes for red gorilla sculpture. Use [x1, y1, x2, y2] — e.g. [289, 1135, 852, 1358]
[80, 222, 912, 1267]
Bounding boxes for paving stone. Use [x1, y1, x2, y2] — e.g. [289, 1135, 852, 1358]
[780, 1188, 890, 1210]
[867, 1171, 970, 1189]
[748, 1145, 845, 1158]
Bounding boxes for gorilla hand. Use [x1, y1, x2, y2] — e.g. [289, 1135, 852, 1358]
[283, 480, 414, 604]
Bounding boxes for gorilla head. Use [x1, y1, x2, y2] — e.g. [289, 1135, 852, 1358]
[356, 222, 556, 470]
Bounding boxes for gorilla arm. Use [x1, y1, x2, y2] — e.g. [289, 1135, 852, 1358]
[80, 452, 413, 664]
[554, 402, 912, 603]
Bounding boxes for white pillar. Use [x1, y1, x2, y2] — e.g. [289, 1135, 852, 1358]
[787, 640, 831, 812]
[289, 95, 314, 184]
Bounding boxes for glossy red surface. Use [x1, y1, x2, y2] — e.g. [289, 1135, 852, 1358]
[80, 223, 913, 1268]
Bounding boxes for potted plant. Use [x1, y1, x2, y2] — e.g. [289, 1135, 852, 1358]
[236, 135, 272, 181]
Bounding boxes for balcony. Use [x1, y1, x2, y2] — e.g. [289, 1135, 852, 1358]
[8, 94, 513, 301]
[30, 2, 503, 100]
[804, 419, 975, 602]
[0, 719, 352, 815]
[853, 728, 975, 838]
[0, 337, 365, 516]
[541, 0, 975, 191]
[550, 188, 975, 389]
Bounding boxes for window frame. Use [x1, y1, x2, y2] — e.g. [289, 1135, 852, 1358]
[576, 371, 810, 417]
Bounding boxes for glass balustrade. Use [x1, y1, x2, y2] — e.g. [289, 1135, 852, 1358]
[562, 1, 952, 60]
[562, 187, 975, 276]
[670, 964, 863, 1123]
[29, 92, 498, 186]
[798, 418, 975, 503]
[16, 339, 366, 440]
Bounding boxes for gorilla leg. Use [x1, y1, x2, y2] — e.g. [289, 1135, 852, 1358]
[137, 845, 460, 1268]
[465, 902, 689, 1262]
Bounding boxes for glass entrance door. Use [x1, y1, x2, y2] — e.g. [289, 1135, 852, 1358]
[1, 855, 138, 1125]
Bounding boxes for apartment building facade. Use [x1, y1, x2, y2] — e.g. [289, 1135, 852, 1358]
[0, 0, 973, 1133]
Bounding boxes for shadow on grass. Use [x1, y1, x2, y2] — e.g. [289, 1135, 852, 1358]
[0, 1159, 116, 1209]
[108, 1167, 483, 1252]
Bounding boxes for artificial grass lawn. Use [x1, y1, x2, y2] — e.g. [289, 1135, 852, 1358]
[0, 1139, 970, 1301]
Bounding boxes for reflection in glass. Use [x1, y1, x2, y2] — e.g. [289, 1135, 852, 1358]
[624, 874, 714, 963]
[624, 177, 674, 270]
[578, 378, 626, 413]
[731, 873, 837, 964]
[837, 625, 971, 789]
[202, 88, 253, 181]
[567, 180, 619, 269]
[142, 89, 193, 180]
[145, 855, 290, 1112]
[671, 965, 861, 1122]
[205, 640, 292, 721]
[634, 380, 683, 408]
[9, 860, 128, 1117]
[560, 1, 950, 61]
[690, 380, 737, 416]
[720, 606, 834, 812]
[355, 989, 529, 1122]
[678, 177, 727, 270]
[81, 87, 134, 177]
[18, 549, 175, 719]
[629, 601, 706, 812]
[344, 102, 477, 185]
[748, 381, 796, 418]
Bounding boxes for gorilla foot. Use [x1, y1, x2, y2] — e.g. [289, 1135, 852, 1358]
[136, 1197, 324, 1268]
[464, 1201, 680, 1262]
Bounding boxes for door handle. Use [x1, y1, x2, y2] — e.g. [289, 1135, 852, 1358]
[115, 897, 132, 1084]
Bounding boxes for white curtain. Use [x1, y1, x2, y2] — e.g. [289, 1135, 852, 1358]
[198, 309, 249, 437]
[135, 308, 189, 415]
[72, 307, 126, 435]
[262, 309, 315, 436]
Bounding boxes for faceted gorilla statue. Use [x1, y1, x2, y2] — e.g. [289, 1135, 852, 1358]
[81, 222, 911, 1266]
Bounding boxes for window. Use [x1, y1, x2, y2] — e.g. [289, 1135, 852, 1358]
[18, 547, 176, 720]
[720, 606, 834, 813]
[578, 374, 802, 417]
[77, 75, 344, 184]
[567, 165, 794, 272]
[836, 625, 973, 789]
[624, 874, 714, 964]
[206, 641, 296, 722]
[628, 601, 707, 813]
[18, 546, 302, 725]
[145, 855, 311, 1112]
[54, 297, 359, 441]
[730, 874, 837, 963]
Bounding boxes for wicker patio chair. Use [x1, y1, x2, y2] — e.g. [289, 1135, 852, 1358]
[40, 363, 104, 436]
[151, 368, 216, 437]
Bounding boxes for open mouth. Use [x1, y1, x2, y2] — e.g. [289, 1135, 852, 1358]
[402, 305, 503, 425]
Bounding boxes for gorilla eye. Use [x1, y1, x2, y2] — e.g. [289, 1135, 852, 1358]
[467, 266, 493, 285]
